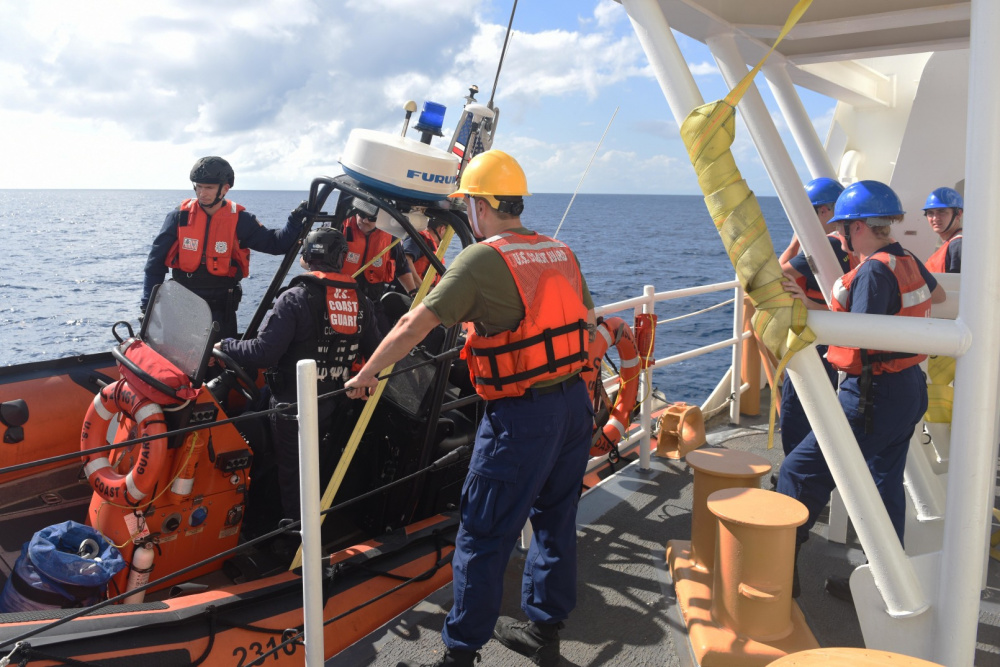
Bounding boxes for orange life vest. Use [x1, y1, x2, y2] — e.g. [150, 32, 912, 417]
[412, 229, 441, 285]
[165, 199, 250, 279]
[926, 233, 962, 273]
[342, 216, 396, 284]
[464, 232, 590, 400]
[826, 250, 932, 375]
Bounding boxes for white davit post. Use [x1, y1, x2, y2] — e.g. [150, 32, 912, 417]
[297, 360, 324, 667]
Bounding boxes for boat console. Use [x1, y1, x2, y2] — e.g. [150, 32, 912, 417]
[87, 282, 252, 597]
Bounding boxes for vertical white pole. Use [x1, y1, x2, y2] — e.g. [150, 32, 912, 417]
[297, 360, 324, 667]
[762, 60, 838, 179]
[729, 281, 744, 424]
[936, 1, 1000, 663]
[639, 284, 655, 470]
[706, 32, 844, 305]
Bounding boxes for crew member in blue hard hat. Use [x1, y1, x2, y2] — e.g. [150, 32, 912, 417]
[777, 177, 855, 457]
[142, 156, 309, 338]
[779, 177, 851, 271]
[345, 149, 595, 667]
[215, 227, 380, 524]
[923, 186, 963, 273]
[778, 180, 945, 600]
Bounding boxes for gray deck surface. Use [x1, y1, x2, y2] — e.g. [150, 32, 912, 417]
[329, 408, 1000, 666]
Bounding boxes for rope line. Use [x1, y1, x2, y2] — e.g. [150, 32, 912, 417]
[657, 298, 735, 326]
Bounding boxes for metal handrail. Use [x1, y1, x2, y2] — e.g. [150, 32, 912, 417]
[586, 278, 752, 474]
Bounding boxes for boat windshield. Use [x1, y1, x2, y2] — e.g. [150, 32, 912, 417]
[142, 280, 215, 381]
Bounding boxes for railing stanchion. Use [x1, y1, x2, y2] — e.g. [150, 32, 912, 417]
[729, 280, 745, 424]
[296, 360, 325, 666]
[639, 285, 655, 470]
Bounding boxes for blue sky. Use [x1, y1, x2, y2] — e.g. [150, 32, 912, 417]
[0, 0, 836, 194]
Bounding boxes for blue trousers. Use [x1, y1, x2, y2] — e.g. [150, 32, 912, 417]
[442, 379, 593, 651]
[779, 345, 838, 455]
[776, 365, 927, 545]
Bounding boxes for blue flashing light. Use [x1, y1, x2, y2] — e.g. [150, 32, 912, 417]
[190, 506, 208, 527]
[413, 101, 446, 137]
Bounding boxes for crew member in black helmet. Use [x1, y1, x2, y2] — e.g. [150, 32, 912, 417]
[216, 227, 381, 520]
[142, 156, 308, 337]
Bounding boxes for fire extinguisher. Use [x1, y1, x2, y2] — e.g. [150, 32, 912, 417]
[123, 541, 155, 604]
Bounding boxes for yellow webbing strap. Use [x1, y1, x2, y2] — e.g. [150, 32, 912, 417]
[351, 238, 402, 279]
[679, 0, 814, 449]
[290, 227, 454, 570]
[924, 355, 955, 424]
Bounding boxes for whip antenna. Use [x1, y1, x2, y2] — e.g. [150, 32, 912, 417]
[554, 106, 619, 239]
[487, 0, 518, 109]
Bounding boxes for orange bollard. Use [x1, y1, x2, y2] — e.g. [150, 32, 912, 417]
[666, 457, 819, 666]
[769, 647, 944, 666]
[685, 449, 771, 573]
[708, 487, 808, 641]
[655, 402, 707, 459]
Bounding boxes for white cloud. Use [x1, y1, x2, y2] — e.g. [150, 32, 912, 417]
[0, 0, 821, 195]
[689, 61, 720, 76]
[594, 0, 624, 29]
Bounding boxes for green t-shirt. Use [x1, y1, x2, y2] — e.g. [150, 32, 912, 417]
[423, 227, 593, 336]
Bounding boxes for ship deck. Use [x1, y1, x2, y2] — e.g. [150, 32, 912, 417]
[330, 401, 1000, 666]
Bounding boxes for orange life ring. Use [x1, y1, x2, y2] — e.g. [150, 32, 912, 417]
[80, 379, 168, 504]
[581, 317, 641, 457]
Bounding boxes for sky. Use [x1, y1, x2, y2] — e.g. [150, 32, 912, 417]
[0, 0, 836, 195]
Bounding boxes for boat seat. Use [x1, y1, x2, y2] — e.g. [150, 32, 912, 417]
[435, 409, 477, 455]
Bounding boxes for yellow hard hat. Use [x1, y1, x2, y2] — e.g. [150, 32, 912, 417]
[449, 150, 531, 209]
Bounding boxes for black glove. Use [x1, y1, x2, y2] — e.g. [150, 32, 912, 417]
[290, 200, 310, 227]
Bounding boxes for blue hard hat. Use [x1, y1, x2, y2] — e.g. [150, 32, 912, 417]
[804, 177, 845, 207]
[830, 180, 905, 222]
[923, 187, 963, 211]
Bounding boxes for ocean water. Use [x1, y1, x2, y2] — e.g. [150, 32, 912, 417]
[0, 189, 793, 403]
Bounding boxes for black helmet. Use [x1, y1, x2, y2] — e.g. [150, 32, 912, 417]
[190, 156, 235, 187]
[302, 227, 348, 271]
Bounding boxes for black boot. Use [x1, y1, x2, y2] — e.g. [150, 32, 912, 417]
[493, 616, 563, 667]
[396, 647, 480, 667]
[825, 575, 853, 602]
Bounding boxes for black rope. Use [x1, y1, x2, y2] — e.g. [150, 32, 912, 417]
[8, 643, 101, 667]
[487, 0, 518, 109]
[0, 346, 463, 478]
[188, 606, 218, 667]
[0, 442, 469, 653]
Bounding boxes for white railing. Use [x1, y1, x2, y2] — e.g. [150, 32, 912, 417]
[586, 278, 754, 476]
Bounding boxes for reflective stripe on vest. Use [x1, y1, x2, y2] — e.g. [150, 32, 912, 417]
[464, 232, 589, 400]
[827, 250, 932, 375]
